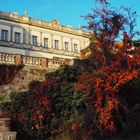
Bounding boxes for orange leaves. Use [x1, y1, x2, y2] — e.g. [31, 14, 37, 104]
[76, 75, 94, 94]
[114, 70, 138, 91]
[76, 58, 139, 134]
[35, 124, 40, 130]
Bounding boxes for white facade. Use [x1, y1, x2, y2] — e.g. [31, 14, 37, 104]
[0, 11, 90, 69]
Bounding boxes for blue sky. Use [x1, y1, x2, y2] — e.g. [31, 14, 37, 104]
[0, 0, 140, 31]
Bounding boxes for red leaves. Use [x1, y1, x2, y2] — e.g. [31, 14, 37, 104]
[123, 31, 131, 43]
[0, 64, 23, 85]
[76, 57, 139, 134]
[78, 32, 140, 134]
[39, 96, 51, 112]
[71, 122, 78, 134]
[39, 79, 54, 94]
[9, 78, 55, 137]
[18, 112, 25, 121]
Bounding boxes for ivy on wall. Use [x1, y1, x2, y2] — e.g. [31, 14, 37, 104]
[0, 64, 23, 86]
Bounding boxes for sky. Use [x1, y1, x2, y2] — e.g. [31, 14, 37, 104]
[0, 0, 140, 31]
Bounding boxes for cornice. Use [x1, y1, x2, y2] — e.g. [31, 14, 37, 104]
[0, 11, 91, 38]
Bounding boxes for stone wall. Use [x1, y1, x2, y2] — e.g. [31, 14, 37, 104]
[0, 52, 72, 101]
[0, 66, 47, 101]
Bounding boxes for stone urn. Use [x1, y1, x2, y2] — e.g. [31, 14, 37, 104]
[0, 118, 16, 140]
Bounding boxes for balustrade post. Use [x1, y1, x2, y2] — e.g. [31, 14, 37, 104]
[15, 54, 22, 65]
[41, 58, 47, 69]
[64, 60, 70, 65]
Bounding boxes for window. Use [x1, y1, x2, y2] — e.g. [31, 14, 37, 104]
[64, 42, 69, 51]
[14, 32, 21, 43]
[44, 38, 48, 48]
[54, 40, 59, 49]
[74, 44, 78, 52]
[1, 30, 8, 41]
[32, 36, 37, 46]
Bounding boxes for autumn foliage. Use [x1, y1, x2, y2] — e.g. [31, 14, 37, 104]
[0, 64, 23, 85]
[1, 0, 140, 140]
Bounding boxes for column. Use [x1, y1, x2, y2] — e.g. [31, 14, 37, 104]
[61, 36, 63, 50]
[41, 58, 47, 69]
[71, 38, 73, 52]
[23, 28, 26, 44]
[28, 27, 31, 45]
[15, 54, 22, 65]
[51, 34, 53, 49]
[10, 26, 13, 42]
[40, 32, 43, 47]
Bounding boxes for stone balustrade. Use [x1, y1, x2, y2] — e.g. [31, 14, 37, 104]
[22, 56, 42, 67]
[0, 53, 71, 70]
[0, 53, 15, 64]
[48, 59, 64, 69]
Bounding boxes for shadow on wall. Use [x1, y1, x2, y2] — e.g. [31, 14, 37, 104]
[0, 64, 24, 86]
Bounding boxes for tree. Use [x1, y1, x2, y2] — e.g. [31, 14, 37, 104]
[96, 0, 108, 5]
[85, 0, 139, 66]
[77, 0, 140, 135]
[2, 0, 140, 139]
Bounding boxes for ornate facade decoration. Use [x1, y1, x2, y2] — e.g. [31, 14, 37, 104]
[50, 19, 62, 29]
[0, 11, 91, 70]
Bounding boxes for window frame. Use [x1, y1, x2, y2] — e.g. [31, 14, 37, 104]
[14, 32, 21, 43]
[32, 35, 38, 46]
[1, 29, 8, 41]
[43, 38, 48, 48]
[64, 42, 69, 51]
[54, 40, 59, 49]
[74, 43, 78, 53]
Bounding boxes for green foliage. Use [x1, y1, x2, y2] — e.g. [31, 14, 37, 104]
[74, 59, 97, 72]
[45, 65, 93, 138]
[0, 95, 4, 102]
[119, 77, 140, 108]
[46, 65, 82, 82]
[2, 1, 140, 140]
[5, 91, 53, 140]
[4, 54, 140, 140]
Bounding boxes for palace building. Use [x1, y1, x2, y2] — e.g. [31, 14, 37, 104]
[0, 11, 90, 70]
